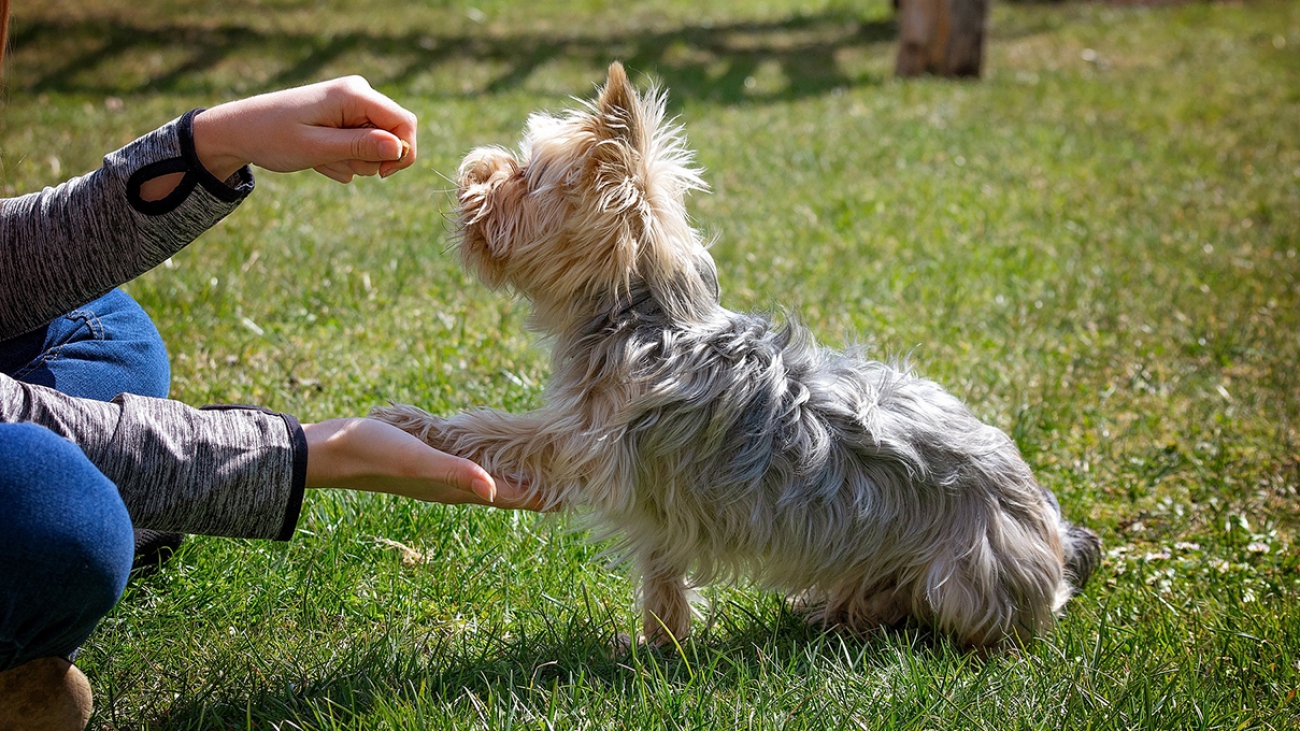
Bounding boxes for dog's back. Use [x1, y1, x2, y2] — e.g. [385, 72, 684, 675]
[569, 300, 1097, 645]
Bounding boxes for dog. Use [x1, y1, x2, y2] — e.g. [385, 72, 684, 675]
[373, 62, 1101, 649]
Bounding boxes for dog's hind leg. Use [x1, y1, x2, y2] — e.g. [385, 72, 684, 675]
[791, 578, 911, 637]
[921, 537, 1062, 649]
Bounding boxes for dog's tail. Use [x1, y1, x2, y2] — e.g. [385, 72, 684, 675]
[1040, 485, 1102, 591]
[1061, 523, 1102, 590]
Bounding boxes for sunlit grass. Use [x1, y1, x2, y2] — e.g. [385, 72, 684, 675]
[3, 0, 1299, 727]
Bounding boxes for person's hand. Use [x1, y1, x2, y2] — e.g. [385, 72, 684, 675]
[302, 418, 542, 510]
[192, 76, 418, 183]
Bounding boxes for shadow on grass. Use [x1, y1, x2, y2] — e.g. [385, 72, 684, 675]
[138, 598, 954, 729]
[10, 11, 894, 104]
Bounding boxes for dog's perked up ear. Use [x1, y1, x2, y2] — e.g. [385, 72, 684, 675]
[594, 62, 649, 148]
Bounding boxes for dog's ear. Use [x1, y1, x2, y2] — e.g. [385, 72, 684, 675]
[582, 62, 650, 286]
[584, 63, 712, 313]
[596, 62, 647, 149]
[590, 62, 647, 190]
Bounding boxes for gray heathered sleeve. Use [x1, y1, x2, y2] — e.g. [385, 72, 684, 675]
[1, 373, 306, 540]
[0, 111, 306, 540]
[0, 109, 254, 340]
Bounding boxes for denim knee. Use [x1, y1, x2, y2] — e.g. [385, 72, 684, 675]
[0, 423, 135, 671]
[0, 288, 170, 401]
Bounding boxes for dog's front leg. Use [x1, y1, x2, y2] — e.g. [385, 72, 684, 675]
[371, 404, 562, 506]
[369, 403, 460, 451]
[638, 549, 693, 646]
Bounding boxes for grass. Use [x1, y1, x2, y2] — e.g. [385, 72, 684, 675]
[4, 0, 1299, 727]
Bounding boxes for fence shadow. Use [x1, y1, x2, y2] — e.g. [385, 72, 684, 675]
[11, 11, 896, 104]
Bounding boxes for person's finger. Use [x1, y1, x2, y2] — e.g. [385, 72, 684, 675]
[347, 84, 418, 151]
[471, 472, 497, 504]
[378, 154, 411, 179]
[355, 124, 414, 179]
[449, 458, 497, 504]
[492, 485, 548, 511]
[319, 78, 418, 177]
[314, 162, 355, 184]
[346, 159, 384, 178]
[413, 445, 498, 504]
[354, 95, 417, 178]
[376, 134, 415, 179]
[314, 159, 388, 181]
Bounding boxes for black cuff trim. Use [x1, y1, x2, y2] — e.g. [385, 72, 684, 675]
[126, 157, 197, 216]
[125, 109, 253, 216]
[276, 412, 309, 542]
[178, 108, 254, 203]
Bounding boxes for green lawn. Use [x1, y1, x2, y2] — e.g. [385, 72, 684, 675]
[4, 0, 1299, 728]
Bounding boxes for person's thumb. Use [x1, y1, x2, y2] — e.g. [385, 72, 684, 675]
[450, 459, 497, 503]
[316, 127, 407, 163]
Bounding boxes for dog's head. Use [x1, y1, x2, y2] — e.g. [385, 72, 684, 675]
[455, 62, 715, 331]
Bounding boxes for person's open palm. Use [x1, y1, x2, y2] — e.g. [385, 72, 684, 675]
[303, 418, 544, 511]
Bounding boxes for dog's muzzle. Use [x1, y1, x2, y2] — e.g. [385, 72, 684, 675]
[457, 147, 519, 191]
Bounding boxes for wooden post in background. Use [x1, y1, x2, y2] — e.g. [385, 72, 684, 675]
[895, 0, 990, 78]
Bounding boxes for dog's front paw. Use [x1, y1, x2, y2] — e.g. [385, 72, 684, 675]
[370, 403, 454, 450]
[640, 574, 696, 647]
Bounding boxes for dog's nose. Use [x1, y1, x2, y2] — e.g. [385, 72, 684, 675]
[458, 148, 516, 189]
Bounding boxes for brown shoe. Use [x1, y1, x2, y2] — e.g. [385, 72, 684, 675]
[0, 657, 93, 731]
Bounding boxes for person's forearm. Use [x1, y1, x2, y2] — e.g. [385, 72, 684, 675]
[0, 373, 305, 539]
[0, 111, 253, 339]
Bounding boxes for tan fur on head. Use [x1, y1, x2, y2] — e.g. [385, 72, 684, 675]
[455, 62, 708, 332]
[377, 63, 1101, 650]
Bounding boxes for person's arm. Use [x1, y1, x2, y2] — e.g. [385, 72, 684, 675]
[0, 77, 537, 534]
[1, 372, 304, 539]
[0, 110, 252, 340]
[1, 374, 535, 539]
[0, 77, 416, 341]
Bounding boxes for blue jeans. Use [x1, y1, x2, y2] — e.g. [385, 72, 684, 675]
[0, 289, 171, 671]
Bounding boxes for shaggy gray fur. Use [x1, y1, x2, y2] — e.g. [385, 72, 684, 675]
[374, 63, 1101, 648]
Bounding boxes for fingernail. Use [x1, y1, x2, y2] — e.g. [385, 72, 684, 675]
[379, 138, 403, 161]
[474, 476, 496, 503]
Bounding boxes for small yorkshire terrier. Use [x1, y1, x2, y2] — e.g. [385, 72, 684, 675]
[374, 63, 1101, 648]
